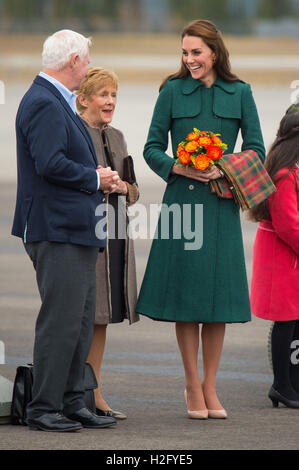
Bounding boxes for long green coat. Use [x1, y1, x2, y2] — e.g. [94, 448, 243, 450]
[136, 75, 265, 323]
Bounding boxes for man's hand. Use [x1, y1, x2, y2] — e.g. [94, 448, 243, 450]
[97, 166, 120, 193]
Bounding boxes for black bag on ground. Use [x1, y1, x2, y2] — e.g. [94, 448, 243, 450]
[10, 363, 33, 425]
[10, 362, 97, 425]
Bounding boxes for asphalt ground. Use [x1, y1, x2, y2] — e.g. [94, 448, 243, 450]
[0, 182, 299, 452]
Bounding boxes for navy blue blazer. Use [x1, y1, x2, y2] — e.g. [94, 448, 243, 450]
[12, 75, 107, 248]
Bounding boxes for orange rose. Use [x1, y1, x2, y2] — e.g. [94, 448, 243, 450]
[198, 136, 212, 148]
[185, 141, 199, 153]
[178, 150, 191, 165]
[176, 143, 184, 157]
[207, 145, 223, 161]
[211, 135, 223, 146]
[194, 154, 210, 170]
[186, 131, 199, 141]
[185, 140, 198, 153]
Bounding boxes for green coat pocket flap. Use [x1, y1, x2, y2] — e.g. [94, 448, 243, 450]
[213, 88, 241, 119]
[171, 93, 201, 118]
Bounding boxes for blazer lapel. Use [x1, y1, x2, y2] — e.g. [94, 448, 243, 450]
[75, 115, 99, 165]
[33, 76, 99, 166]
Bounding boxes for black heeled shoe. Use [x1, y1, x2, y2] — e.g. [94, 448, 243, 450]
[268, 386, 299, 409]
[96, 408, 127, 420]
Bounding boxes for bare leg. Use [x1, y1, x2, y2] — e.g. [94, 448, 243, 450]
[201, 322, 226, 410]
[87, 324, 111, 410]
[175, 322, 207, 411]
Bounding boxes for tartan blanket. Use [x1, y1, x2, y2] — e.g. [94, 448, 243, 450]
[209, 149, 276, 211]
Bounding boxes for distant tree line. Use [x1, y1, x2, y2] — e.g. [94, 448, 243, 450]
[258, 0, 295, 18]
[2, 0, 119, 20]
[0, 0, 298, 33]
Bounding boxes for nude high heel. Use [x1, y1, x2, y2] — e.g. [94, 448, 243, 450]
[202, 384, 228, 418]
[184, 390, 208, 420]
[208, 409, 228, 419]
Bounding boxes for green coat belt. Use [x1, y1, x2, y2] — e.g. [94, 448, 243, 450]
[136, 75, 265, 323]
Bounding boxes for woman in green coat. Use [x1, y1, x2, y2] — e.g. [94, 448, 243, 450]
[136, 20, 265, 419]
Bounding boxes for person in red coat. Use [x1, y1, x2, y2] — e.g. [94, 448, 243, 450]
[249, 105, 299, 409]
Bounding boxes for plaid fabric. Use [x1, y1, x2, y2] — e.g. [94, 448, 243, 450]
[209, 150, 276, 211]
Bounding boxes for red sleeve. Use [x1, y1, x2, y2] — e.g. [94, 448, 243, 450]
[269, 171, 299, 254]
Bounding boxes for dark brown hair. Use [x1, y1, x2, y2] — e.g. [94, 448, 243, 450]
[248, 105, 299, 222]
[160, 19, 239, 91]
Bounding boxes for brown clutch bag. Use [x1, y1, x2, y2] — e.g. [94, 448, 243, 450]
[123, 155, 137, 185]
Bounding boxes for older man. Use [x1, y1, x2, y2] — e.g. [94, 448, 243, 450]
[12, 30, 119, 432]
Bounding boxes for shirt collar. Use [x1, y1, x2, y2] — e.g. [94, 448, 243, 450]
[39, 71, 77, 114]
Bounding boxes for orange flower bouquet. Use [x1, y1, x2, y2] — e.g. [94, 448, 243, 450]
[176, 128, 227, 171]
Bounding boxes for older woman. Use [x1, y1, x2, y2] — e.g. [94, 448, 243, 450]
[77, 68, 139, 420]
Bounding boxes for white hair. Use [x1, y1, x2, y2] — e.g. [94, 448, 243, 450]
[42, 29, 92, 70]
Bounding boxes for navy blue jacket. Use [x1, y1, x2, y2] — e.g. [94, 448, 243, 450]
[12, 75, 106, 248]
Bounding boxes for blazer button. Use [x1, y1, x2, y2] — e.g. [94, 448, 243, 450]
[189, 184, 195, 190]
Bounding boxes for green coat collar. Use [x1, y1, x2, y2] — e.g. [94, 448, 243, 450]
[181, 74, 237, 95]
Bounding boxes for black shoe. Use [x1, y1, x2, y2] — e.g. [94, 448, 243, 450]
[268, 386, 299, 409]
[96, 408, 127, 420]
[66, 407, 117, 428]
[27, 412, 83, 432]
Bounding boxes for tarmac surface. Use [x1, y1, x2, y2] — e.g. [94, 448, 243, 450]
[0, 80, 298, 451]
[0, 182, 299, 451]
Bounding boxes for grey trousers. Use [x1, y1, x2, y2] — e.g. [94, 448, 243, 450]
[24, 241, 99, 418]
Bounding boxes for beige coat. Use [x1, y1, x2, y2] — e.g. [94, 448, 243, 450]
[84, 122, 140, 325]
